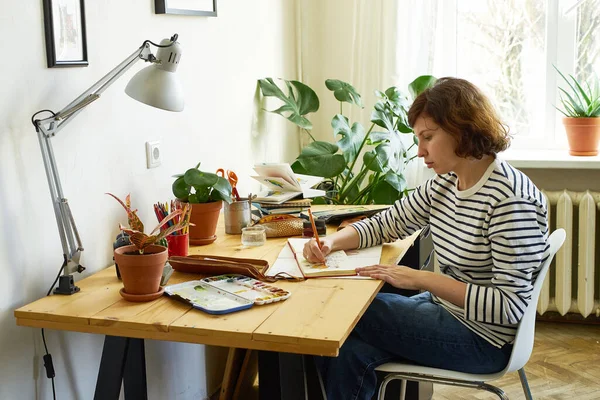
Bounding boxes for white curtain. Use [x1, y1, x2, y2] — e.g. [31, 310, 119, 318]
[394, 0, 441, 188]
[295, 0, 438, 188]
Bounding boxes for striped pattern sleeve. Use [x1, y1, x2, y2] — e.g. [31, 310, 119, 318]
[351, 179, 433, 248]
[464, 196, 549, 324]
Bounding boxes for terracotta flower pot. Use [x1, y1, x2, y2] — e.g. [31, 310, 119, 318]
[114, 244, 167, 296]
[188, 201, 223, 245]
[563, 117, 600, 156]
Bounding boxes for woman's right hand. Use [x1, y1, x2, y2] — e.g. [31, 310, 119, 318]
[303, 237, 333, 263]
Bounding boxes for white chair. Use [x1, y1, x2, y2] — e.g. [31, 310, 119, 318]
[375, 228, 566, 400]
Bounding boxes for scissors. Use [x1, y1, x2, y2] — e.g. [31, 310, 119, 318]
[216, 168, 241, 201]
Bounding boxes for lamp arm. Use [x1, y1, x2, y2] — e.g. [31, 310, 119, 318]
[32, 40, 158, 285]
[37, 43, 153, 133]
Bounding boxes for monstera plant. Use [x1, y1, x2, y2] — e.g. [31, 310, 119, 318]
[258, 75, 436, 204]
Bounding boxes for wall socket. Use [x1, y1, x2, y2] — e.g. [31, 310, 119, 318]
[146, 141, 161, 169]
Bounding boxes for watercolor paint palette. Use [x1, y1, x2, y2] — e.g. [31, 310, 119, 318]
[164, 275, 290, 314]
[201, 274, 291, 305]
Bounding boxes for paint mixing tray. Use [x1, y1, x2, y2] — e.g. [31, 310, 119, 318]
[201, 274, 291, 305]
[164, 275, 290, 314]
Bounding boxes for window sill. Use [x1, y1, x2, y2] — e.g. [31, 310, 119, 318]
[500, 149, 600, 169]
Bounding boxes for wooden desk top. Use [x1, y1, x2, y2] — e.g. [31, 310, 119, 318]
[15, 206, 417, 356]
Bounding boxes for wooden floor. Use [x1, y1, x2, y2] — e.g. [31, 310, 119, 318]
[433, 321, 600, 399]
[214, 321, 600, 400]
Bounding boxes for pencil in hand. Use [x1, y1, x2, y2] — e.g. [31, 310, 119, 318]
[308, 209, 322, 251]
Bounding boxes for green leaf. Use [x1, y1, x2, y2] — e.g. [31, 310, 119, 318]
[184, 169, 219, 189]
[172, 176, 190, 200]
[370, 179, 402, 205]
[258, 78, 320, 130]
[571, 75, 591, 106]
[371, 108, 395, 131]
[559, 89, 585, 116]
[408, 75, 437, 100]
[383, 171, 407, 193]
[211, 176, 233, 204]
[290, 160, 309, 175]
[296, 141, 346, 178]
[553, 65, 600, 117]
[362, 149, 386, 173]
[367, 131, 406, 174]
[258, 77, 286, 98]
[325, 79, 363, 108]
[332, 115, 365, 163]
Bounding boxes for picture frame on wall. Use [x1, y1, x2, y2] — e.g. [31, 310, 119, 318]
[42, 0, 88, 68]
[155, 0, 217, 17]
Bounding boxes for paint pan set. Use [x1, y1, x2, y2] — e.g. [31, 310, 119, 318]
[164, 274, 291, 314]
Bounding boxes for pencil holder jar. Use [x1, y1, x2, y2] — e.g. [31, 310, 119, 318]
[224, 198, 251, 234]
[166, 233, 189, 258]
[241, 226, 266, 246]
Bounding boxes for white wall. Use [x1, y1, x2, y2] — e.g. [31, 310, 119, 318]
[0, 1, 298, 399]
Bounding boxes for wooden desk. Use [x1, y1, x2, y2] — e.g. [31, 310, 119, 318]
[15, 206, 417, 399]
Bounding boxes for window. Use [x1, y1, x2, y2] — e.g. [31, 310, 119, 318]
[401, 0, 600, 150]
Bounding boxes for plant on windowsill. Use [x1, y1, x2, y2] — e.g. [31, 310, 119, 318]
[257, 75, 436, 205]
[172, 162, 233, 245]
[107, 193, 188, 301]
[555, 65, 600, 156]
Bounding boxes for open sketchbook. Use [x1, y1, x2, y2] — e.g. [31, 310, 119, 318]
[265, 238, 383, 278]
[252, 163, 325, 204]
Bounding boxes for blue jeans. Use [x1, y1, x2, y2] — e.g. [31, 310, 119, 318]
[315, 292, 512, 400]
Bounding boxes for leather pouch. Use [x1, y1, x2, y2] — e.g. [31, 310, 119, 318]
[169, 254, 278, 282]
[169, 254, 303, 282]
[254, 214, 304, 238]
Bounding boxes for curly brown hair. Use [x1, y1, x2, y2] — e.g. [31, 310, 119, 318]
[407, 77, 510, 159]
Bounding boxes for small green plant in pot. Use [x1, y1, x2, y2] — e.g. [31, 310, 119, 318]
[108, 193, 188, 301]
[555, 65, 600, 156]
[172, 162, 232, 245]
[257, 75, 436, 204]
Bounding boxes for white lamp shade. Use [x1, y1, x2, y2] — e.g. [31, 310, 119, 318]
[125, 38, 184, 112]
[125, 66, 184, 112]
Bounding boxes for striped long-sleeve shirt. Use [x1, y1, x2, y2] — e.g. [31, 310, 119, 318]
[352, 158, 550, 348]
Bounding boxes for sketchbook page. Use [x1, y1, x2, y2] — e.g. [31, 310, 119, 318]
[253, 163, 301, 190]
[294, 173, 324, 189]
[265, 243, 303, 279]
[287, 238, 383, 277]
[251, 176, 300, 192]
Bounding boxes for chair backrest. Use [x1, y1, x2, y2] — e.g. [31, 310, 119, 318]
[503, 228, 566, 373]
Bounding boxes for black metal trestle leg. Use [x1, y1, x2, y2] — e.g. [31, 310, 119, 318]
[94, 336, 147, 400]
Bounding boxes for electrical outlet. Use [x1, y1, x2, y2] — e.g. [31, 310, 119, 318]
[146, 141, 161, 169]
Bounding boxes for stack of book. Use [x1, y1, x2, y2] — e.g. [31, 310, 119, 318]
[255, 198, 312, 216]
[251, 163, 325, 204]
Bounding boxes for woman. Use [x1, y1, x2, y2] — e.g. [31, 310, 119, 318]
[304, 77, 550, 400]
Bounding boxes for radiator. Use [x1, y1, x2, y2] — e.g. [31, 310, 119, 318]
[538, 190, 600, 318]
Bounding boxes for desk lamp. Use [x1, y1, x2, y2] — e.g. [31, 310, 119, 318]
[32, 34, 184, 295]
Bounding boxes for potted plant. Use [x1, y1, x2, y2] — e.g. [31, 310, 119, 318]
[258, 75, 436, 204]
[555, 66, 600, 156]
[172, 162, 233, 245]
[108, 193, 188, 301]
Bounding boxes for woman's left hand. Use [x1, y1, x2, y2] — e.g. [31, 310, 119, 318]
[356, 264, 425, 291]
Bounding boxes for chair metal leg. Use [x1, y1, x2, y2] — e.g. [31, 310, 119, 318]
[518, 368, 533, 400]
[399, 379, 406, 400]
[378, 375, 394, 400]
[377, 373, 509, 400]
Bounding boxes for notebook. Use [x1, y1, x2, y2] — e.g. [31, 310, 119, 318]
[266, 238, 383, 278]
